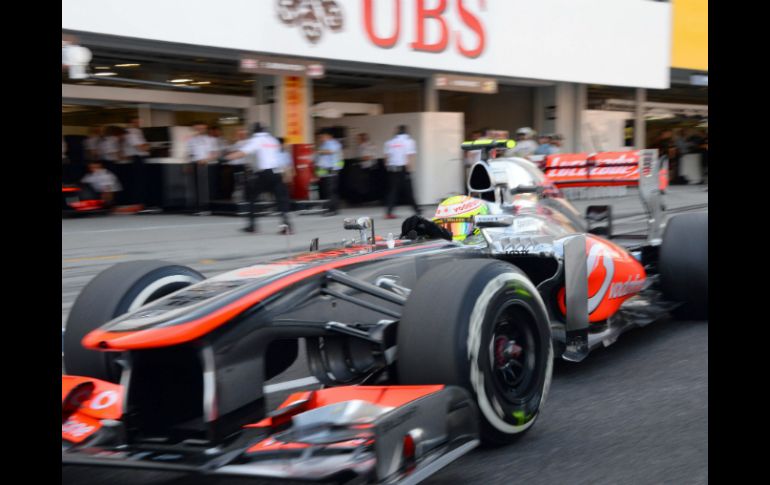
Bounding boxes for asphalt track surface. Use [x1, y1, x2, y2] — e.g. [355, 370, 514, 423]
[62, 186, 708, 484]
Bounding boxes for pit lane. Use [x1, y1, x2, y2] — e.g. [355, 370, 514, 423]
[62, 185, 707, 484]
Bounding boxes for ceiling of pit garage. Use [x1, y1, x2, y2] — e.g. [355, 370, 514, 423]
[587, 84, 708, 108]
[61, 45, 425, 99]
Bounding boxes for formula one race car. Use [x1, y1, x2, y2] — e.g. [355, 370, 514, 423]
[62, 140, 707, 483]
[62, 184, 107, 216]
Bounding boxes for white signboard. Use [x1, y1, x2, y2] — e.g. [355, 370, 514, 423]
[62, 0, 671, 88]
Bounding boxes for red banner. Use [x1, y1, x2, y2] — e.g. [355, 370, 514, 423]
[543, 151, 659, 188]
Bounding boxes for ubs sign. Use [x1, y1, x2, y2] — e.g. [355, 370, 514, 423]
[63, 0, 672, 89]
[362, 0, 486, 58]
[276, 0, 487, 58]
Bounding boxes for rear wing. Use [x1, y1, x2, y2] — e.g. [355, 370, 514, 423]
[542, 150, 668, 191]
[543, 150, 666, 243]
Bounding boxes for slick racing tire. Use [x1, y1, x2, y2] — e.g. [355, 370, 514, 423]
[397, 259, 553, 446]
[659, 212, 708, 320]
[63, 260, 205, 382]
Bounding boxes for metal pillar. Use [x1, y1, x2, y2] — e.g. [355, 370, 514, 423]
[574, 83, 587, 152]
[424, 78, 438, 112]
[555, 83, 578, 152]
[634, 88, 646, 149]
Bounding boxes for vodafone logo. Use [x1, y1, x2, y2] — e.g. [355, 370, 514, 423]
[434, 197, 483, 217]
[586, 243, 614, 314]
[609, 275, 645, 299]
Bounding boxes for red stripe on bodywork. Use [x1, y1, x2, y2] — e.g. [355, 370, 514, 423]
[83, 243, 446, 351]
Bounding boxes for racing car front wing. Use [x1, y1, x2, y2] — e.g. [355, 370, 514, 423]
[62, 376, 479, 484]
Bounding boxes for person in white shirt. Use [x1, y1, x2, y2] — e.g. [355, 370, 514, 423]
[187, 122, 218, 215]
[356, 133, 377, 170]
[208, 125, 229, 201]
[315, 128, 344, 216]
[550, 134, 563, 154]
[84, 126, 102, 162]
[223, 128, 250, 202]
[509, 127, 539, 159]
[208, 125, 228, 158]
[125, 118, 150, 158]
[225, 123, 293, 234]
[125, 117, 152, 207]
[81, 161, 122, 208]
[98, 126, 122, 170]
[383, 125, 421, 219]
[276, 137, 296, 183]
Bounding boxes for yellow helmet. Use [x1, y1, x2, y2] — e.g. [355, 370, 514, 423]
[432, 195, 490, 241]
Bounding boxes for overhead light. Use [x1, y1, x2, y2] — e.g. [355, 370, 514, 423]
[115, 63, 140, 67]
[94, 66, 111, 70]
[169, 78, 193, 83]
[93, 72, 118, 76]
[191, 81, 210, 85]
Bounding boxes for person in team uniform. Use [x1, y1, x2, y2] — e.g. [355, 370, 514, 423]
[186, 122, 218, 215]
[226, 123, 293, 234]
[125, 117, 151, 207]
[315, 128, 344, 216]
[384, 125, 421, 219]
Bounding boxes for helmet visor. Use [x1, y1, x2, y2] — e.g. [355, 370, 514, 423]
[435, 217, 476, 239]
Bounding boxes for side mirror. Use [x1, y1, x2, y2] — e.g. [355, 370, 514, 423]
[343, 217, 374, 244]
[510, 185, 543, 195]
[343, 217, 372, 231]
[474, 214, 514, 228]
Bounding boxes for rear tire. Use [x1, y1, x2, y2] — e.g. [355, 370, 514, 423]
[659, 212, 708, 320]
[63, 261, 205, 382]
[397, 259, 553, 445]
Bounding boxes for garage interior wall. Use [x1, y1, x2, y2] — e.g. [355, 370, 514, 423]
[314, 84, 423, 115]
[439, 85, 535, 138]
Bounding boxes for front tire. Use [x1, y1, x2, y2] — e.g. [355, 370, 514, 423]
[397, 259, 553, 445]
[63, 260, 205, 382]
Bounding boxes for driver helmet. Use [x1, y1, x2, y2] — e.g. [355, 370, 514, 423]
[432, 195, 490, 241]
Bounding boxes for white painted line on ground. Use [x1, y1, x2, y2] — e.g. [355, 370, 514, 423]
[264, 376, 319, 394]
[63, 254, 128, 263]
[62, 221, 244, 235]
